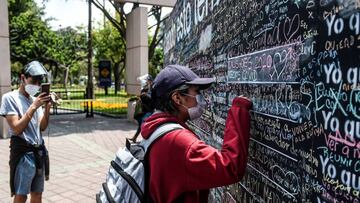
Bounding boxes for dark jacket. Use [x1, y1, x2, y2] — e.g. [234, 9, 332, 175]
[141, 97, 252, 203]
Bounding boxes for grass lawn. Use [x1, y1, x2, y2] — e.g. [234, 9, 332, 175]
[53, 86, 133, 116]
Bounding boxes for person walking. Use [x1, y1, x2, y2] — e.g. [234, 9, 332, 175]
[130, 75, 154, 142]
[141, 64, 252, 203]
[0, 61, 51, 203]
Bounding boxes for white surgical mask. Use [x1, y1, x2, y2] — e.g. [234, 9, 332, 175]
[182, 94, 207, 120]
[25, 84, 40, 97]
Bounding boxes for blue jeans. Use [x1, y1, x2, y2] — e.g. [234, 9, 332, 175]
[14, 153, 44, 195]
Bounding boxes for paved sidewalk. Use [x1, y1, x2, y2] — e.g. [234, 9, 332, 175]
[0, 114, 137, 203]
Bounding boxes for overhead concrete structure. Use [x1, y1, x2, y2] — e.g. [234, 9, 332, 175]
[117, 0, 175, 7]
[123, 0, 174, 95]
[0, 0, 11, 138]
[125, 6, 148, 95]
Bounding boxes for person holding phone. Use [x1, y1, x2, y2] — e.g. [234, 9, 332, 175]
[0, 61, 51, 203]
[40, 83, 50, 96]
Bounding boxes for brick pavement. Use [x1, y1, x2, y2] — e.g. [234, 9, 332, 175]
[0, 114, 137, 203]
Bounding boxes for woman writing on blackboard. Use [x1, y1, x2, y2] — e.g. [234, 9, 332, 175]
[140, 64, 252, 203]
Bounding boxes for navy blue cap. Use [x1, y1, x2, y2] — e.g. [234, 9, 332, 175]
[153, 65, 214, 97]
[24, 61, 48, 76]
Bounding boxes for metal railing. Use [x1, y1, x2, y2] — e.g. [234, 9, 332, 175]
[50, 85, 129, 118]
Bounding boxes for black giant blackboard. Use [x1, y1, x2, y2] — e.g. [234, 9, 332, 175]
[163, 0, 360, 202]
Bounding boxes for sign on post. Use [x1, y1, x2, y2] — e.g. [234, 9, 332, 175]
[98, 60, 111, 87]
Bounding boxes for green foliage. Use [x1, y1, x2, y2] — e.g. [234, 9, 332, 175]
[9, 0, 53, 66]
[52, 27, 88, 80]
[53, 27, 87, 65]
[93, 22, 125, 64]
[8, 0, 88, 85]
[149, 47, 164, 77]
[91, 1, 165, 81]
[8, 0, 164, 88]
[93, 21, 126, 93]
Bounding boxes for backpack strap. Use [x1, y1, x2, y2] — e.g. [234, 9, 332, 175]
[141, 123, 184, 203]
[140, 123, 184, 153]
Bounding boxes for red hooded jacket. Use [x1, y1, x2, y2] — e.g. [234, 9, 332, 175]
[141, 97, 252, 203]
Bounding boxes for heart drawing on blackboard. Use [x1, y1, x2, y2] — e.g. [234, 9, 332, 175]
[283, 14, 300, 42]
[272, 50, 288, 80]
[270, 165, 300, 194]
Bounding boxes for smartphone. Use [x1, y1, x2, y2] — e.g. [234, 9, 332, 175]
[41, 83, 50, 95]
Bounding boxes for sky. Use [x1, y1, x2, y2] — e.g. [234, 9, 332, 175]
[35, 0, 173, 31]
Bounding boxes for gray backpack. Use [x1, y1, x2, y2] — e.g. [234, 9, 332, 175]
[96, 123, 183, 203]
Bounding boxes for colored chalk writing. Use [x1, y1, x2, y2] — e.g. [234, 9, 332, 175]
[164, 0, 360, 202]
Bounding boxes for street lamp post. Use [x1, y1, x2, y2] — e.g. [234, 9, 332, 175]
[86, 0, 94, 117]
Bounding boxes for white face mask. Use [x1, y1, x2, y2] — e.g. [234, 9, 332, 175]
[25, 84, 40, 97]
[182, 94, 207, 120]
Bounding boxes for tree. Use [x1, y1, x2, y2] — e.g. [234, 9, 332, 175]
[149, 45, 164, 77]
[8, 0, 88, 87]
[91, 1, 166, 86]
[8, 0, 56, 66]
[147, 6, 164, 64]
[51, 27, 87, 88]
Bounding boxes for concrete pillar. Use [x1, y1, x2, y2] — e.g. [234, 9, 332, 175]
[0, 0, 11, 138]
[125, 6, 148, 95]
